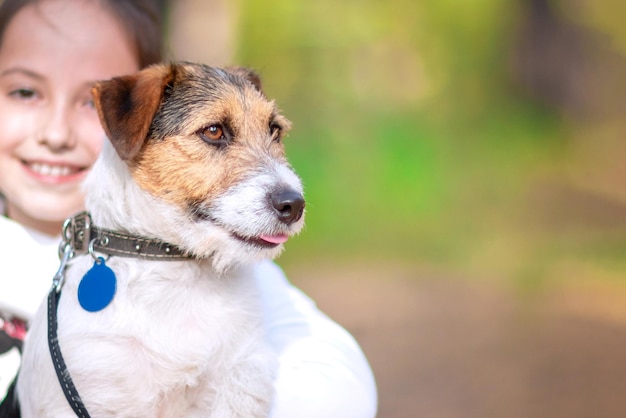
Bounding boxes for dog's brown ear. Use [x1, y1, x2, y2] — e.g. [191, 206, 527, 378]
[92, 64, 177, 161]
[227, 66, 263, 94]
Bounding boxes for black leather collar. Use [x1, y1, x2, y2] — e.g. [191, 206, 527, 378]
[62, 211, 193, 260]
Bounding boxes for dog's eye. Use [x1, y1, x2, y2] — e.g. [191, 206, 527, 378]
[270, 123, 282, 142]
[198, 124, 227, 144]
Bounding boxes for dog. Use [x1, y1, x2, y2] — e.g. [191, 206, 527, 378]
[16, 62, 305, 417]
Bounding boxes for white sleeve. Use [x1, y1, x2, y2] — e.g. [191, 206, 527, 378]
[254, 260, 378, 418]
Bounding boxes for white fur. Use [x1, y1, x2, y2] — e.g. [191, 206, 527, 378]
[17, 134, 304, 416]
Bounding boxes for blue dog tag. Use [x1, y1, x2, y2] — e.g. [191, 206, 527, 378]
[78, 257, 117, 312]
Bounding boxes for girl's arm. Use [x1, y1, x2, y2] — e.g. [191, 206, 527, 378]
[255, 260, 378, 418]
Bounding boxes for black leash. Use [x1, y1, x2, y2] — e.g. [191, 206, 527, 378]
[47, 287, 91, 418]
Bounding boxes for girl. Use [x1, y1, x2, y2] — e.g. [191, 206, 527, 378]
[0, 0, 377, 416]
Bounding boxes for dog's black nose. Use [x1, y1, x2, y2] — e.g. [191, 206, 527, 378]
[270, 189, 305, 225]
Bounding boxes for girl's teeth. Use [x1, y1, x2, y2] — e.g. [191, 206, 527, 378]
[40, 164, 51, 176]
[30, 163, 73, 177]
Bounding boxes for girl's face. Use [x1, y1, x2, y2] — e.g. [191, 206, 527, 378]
[0, 0, 140, 236]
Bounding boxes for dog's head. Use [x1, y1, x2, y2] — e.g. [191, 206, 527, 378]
[90, 62, 304, 271]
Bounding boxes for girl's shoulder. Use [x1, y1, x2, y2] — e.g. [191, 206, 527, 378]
[0, 216, 60, 321]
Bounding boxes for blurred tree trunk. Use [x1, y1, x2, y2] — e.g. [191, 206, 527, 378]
[510, 0, 626, 123]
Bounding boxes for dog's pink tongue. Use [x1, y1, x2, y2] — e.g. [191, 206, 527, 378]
[260, 234, 289, 244]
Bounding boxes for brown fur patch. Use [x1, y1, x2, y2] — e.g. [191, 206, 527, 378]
[92, 64, 176, 160]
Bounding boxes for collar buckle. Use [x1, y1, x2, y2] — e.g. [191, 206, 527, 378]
[61, 211, 92, 257]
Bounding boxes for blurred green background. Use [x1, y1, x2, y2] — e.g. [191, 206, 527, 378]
[170, 0, 626, 285]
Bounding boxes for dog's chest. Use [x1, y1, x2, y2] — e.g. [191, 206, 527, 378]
[58, 257, 262, 366]
[18, 257, 273, 417]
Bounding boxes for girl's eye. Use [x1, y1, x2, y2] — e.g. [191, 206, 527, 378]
[83, 98, 95, 109]
[9, 88, 37, 100]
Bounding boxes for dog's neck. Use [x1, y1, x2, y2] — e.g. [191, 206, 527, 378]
[84, 142, 184, 242]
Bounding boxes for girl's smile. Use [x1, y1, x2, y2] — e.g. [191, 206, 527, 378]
[21, 160, 89, 184]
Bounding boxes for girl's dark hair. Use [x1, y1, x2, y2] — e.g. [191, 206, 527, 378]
[0, 0, 166, 68]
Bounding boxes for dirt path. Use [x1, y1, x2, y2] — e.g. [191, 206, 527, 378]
[288, 262, 626, 418]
